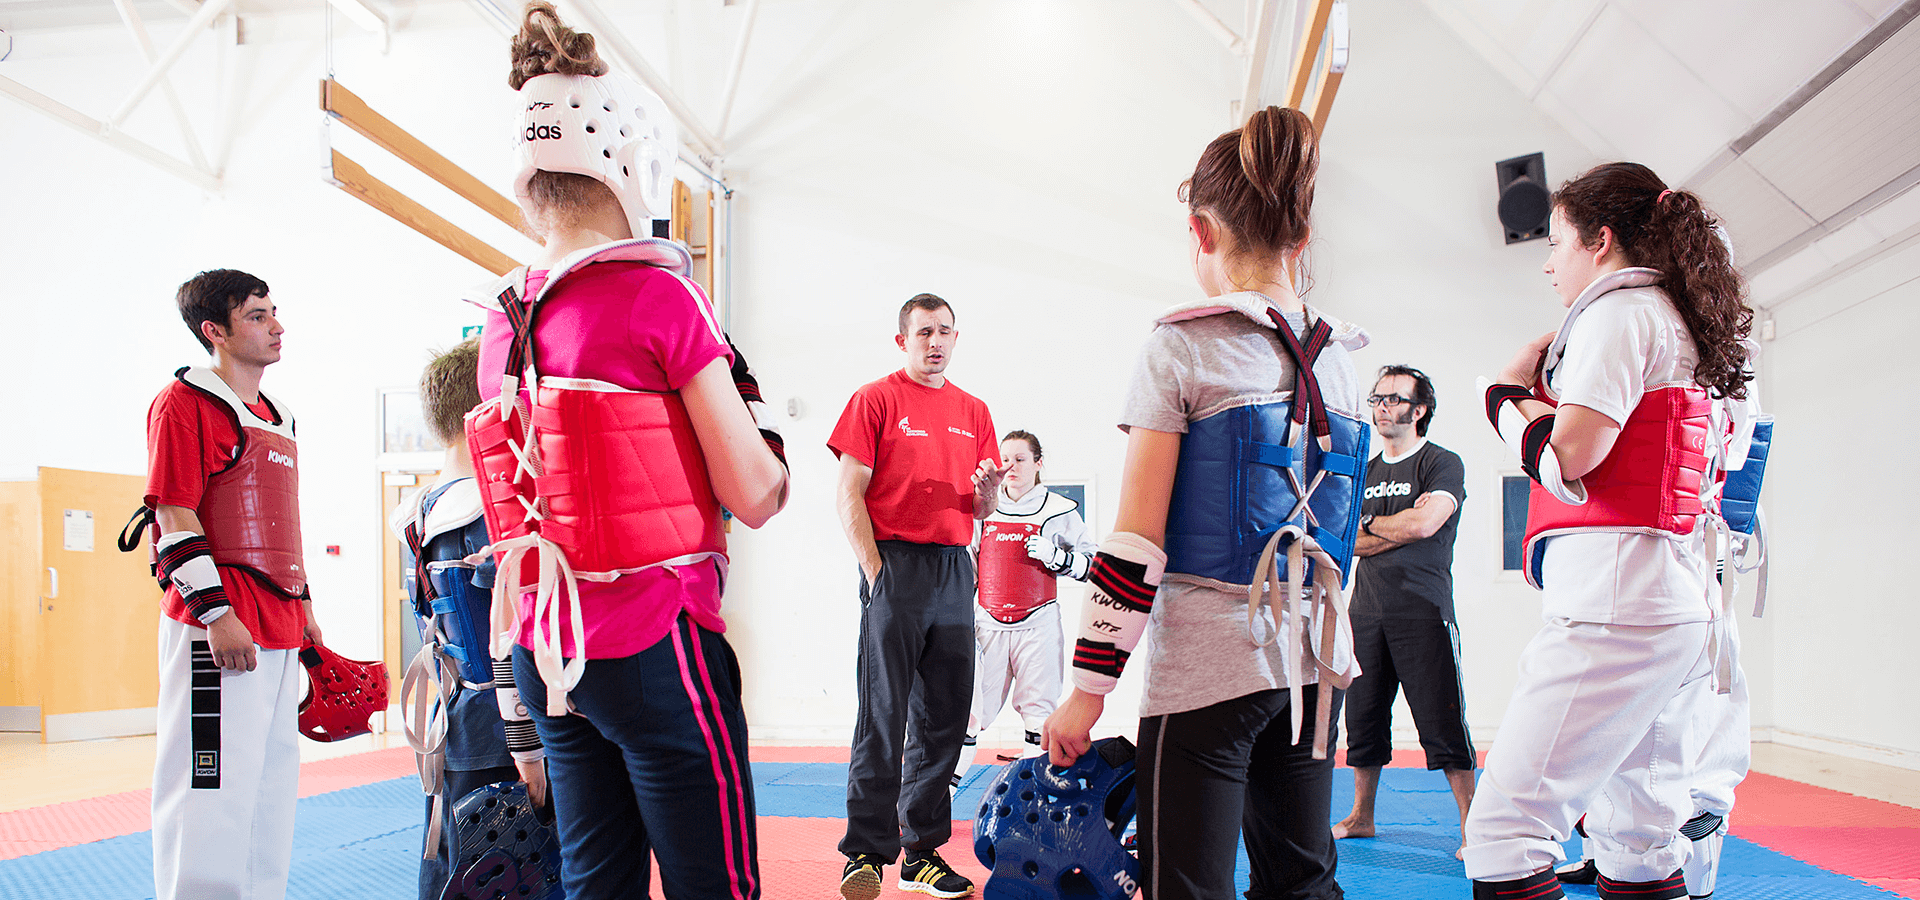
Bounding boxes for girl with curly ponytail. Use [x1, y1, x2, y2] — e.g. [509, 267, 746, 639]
[1464, 163, 1757, 900]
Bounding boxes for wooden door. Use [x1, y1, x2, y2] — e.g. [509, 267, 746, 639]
[37, 467, 162, 742]
[381, 471, 438, 699]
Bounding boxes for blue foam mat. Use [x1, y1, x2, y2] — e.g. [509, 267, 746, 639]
[0, 762, 1906, 898]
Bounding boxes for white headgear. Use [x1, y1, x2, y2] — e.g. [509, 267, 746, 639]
[514, 72, 679, 236]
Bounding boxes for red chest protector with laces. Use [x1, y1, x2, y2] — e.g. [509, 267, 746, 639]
[176, 366, 307, 598]
[464, 249, 726, 594]
[1521, 382, 1713, 589]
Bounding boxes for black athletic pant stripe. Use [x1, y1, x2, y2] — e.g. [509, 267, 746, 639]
[189, 641, 221, 789]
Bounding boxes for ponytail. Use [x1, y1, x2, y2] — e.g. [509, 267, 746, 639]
[1554, 162, 1753, 400]
[1181, 106, 1319, 261]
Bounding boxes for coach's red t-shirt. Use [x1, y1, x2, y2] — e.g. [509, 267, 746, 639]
[828, 370, 997, 547]
[144, 380, 308, 649]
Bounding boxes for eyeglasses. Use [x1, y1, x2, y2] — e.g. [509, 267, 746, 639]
[1367, 394, 1418, 408]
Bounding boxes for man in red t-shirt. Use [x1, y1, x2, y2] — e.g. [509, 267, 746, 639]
[831, 294, 1001, 900]
[141, 269, 321, 900]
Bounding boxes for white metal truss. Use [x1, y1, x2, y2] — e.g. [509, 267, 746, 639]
[0, 0, 233, 191]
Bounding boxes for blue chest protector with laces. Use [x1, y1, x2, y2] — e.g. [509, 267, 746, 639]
[1718, 416, 1772, 535]
[1161, 311, 1369, 590]
[1165, 402, 1368, 588]
[404, 481, 498, 688]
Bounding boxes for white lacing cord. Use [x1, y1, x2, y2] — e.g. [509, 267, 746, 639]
[1734, 508, 1769, 618]
[1702, 515, 1738, 695]
[400, 634, 460, 859]
[1247, 524, 1356, 760]
[470, 530, 586, 718]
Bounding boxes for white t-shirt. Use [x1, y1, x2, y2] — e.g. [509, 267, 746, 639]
[1540, 283, 1715, 625]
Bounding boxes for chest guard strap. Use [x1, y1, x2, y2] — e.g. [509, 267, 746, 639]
[1522, 385, 1713, 589]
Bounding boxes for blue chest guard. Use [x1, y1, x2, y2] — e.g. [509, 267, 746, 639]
[1719, 416, 1771, 536]
[406, 480, 498, 688]
[1165, 400, 1368, 589]
[1161, 305, 1369, 590]
[974, 737, 1139, 900]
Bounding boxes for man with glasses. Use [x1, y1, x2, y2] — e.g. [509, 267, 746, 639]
[1332, 365, 1477, 854]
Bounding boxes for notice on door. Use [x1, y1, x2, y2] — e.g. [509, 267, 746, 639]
[63, 509, 94, 552]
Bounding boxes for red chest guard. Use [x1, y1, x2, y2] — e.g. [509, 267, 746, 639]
[978, 519, 1056, 623]
[466, 379, 726, 587]
[1522, 384, 1712, 588]
[531, 377, 726, 577]
[177, 367, 306, 598]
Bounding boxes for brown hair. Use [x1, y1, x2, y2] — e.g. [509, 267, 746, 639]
[897, 293, 954, 335]
[1002, 429, 1042, 483]
[1554, 162, 1753, 400]
[1375, 365, 1438, 436]
[419, 339, 482, 446]
[1179, 106, 1320, 266]
[176, 269, 269, 353]
[508, 1, 606, 90]
[510, 1, 618, 228]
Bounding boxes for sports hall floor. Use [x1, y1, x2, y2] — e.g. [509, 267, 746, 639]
[1, 732, 1915, 899]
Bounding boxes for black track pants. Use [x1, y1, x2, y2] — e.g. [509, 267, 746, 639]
[840, 541, 977, 860]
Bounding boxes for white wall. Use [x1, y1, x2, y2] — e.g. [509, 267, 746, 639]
[7, 0, 1894, 759]
[1754, 234, 1920, 765]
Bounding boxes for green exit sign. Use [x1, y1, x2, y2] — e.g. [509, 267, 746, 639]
[463, 325, 484, 340]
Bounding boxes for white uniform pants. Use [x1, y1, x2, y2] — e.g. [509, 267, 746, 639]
[1690, 612, 1749, 818]
[152, 617, 303, 900]
[969, 603, 1064, 735]
[1462, 618, 1716, 883]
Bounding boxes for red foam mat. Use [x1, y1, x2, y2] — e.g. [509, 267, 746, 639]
[1736, 826, 1920, 881]
[637, 818, 987, 897]
[1732, 773, 1920, 828]
[0, 747, 416, 860]
[295, 746, 415, 797]
[0, 791, 149, 861]
[749, 745, 852, 763]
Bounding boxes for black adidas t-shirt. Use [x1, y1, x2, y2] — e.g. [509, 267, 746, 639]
[1352, 441, 1466, 621]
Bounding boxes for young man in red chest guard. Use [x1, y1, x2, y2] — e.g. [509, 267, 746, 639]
[140, 269, 322, 900]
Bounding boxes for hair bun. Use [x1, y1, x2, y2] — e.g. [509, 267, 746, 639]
[508, 0, 609, 90]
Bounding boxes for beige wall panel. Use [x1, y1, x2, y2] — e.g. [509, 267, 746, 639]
[0, 481, 43, 710]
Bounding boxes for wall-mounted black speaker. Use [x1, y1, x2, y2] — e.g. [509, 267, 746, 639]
[1495, 152, 1550, 244]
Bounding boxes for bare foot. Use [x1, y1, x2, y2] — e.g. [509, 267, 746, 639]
[1331, 815, 1375, 839]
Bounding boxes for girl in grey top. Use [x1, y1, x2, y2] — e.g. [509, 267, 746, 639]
[1044, 106, 1362, 900]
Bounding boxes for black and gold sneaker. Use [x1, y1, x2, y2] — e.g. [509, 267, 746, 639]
[840, 853, 885, 900]
[899, 850, 974, 898]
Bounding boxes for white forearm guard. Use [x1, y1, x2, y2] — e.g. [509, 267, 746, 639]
[156, 530, 231, 625]
[1069, 532, 1166, 695]
[492, 656, 544, 763]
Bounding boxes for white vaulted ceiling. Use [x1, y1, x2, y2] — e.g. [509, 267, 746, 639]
[1417, 0, 1920, 300]
[6, 0, 1918, 300]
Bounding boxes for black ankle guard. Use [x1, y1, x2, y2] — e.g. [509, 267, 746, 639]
[1473, 868, 1564, 900]
[1597, 870, 1686, 900]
